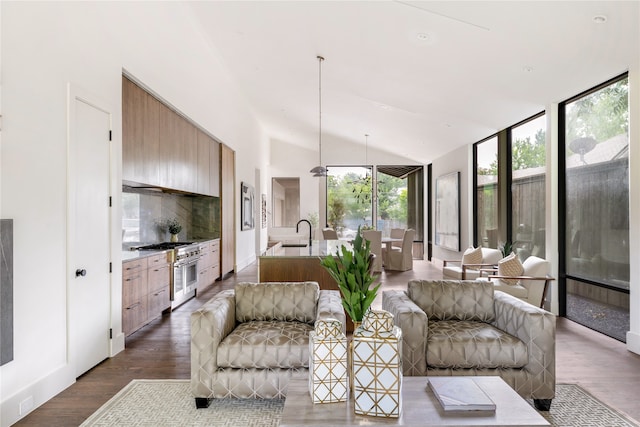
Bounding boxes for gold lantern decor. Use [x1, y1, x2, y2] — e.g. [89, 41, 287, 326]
[308, 318, 349, 403]
[352, 309, 402, 417]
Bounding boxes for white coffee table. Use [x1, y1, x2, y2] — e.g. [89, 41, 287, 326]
[280, 376, 549, 427]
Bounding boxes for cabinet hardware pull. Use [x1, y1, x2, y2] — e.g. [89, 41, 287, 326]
[125, 275, 141, 281]
[126, 302, 141, 310]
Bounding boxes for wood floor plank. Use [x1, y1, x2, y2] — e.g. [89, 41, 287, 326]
[13, 261, 640, 426]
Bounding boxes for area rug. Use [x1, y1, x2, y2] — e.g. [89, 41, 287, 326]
[80, 379, 639, 427]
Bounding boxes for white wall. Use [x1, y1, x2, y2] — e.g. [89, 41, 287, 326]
[430, 145, 472, 265]
[627, 56, 640, 354]
[0, 2, 267, 425]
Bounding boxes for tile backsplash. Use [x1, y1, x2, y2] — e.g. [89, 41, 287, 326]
[123, 187, 220, 245]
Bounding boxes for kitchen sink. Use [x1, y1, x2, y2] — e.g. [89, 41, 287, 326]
[281, 242, 308, 247]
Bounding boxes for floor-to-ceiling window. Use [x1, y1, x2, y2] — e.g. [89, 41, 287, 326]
[377, 166, 424, 257]
[474, 136, 499, 248]
[560, 73, 629, 342]
[326, 166, 373, 239]
[511, 114, 546, 261]
[326, 165, 424, 255]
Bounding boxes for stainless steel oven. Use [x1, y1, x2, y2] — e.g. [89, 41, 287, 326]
[171, 243, 201, 309]
[173, 257, 198, 295]
[131, 241, 201, 310]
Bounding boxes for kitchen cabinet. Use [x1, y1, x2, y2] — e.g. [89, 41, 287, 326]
[146, 252, 171, 322]
[197, 239, 220, 293]
[122, 251, 171, 337]
[221, 144, 235, 276]
[124, 76, 220, 196]
[122, 257, 148, 336]
[122, 77, 160, 185]
[159, 105, 197, 193]
[196, 129, 219, 197]
[210, 137, 220, 197]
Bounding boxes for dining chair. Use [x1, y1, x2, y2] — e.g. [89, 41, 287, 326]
[362, 230, 382, 273]
[389, 228, 405, 249]
[383, 229, 415, 271]
[322, 228, 338, 240]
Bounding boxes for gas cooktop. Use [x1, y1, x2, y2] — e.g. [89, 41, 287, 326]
[131, 242, 195, 251]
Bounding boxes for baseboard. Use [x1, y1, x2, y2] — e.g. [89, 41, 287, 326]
[626, 331, 640, 355]
[236, 254, 256, 272]
[111, 331, 125, 356]
[0, 363, 75, 427]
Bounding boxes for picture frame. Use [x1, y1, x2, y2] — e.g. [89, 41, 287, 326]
[435, 171, 460, 252]
[241, 182, 255, 231]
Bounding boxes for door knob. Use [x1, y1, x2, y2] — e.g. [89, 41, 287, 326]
[75, 269, 87, 277]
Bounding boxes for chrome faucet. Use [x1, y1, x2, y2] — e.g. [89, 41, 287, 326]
[296, 219, 312, 246]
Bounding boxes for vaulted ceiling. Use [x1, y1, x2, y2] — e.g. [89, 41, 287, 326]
[189, 1, 639, 164]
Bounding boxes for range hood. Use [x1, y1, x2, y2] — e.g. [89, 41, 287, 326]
[122, 180, 198, 196]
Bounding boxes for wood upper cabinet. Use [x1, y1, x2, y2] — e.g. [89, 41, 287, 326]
[196, 129, 211, 196]
[221, 143, 235, 276]
[124, 76, 216, 195]
[196, 129, 220, 197]
[210, 137, 220, 197]
[159, 104, 179, 190]
[142, 92, 160, 184]
[122, 77, 160, 185]
[122, 77, 145, 183]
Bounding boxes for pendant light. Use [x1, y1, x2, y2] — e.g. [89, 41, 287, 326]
[310, 55, 327, 177]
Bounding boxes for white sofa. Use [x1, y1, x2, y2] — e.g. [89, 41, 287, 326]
[442, 247, 502, 280]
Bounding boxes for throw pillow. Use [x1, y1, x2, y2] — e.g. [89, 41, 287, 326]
[498, 253, 524, 285]
[461, 246, 483, 266]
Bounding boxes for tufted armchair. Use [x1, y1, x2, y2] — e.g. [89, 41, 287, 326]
[191, 281, 345, 407]
[382, 279, 556, 410]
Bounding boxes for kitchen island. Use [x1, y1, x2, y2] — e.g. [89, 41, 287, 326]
[259, 240, 355, 331]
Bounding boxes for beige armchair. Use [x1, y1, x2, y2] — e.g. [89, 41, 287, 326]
[383, 228, 415, 271]
[191, 281, 345, 407]
[486, 255, 554, 308]
[442, 247, 502, 280]
[382, 279, 556, 411]
[362, 229, 382, 273]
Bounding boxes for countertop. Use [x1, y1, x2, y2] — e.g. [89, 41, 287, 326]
[122, 248, 172, 262]
[122, 237, 220, 262]
[260, 240, 352, 258]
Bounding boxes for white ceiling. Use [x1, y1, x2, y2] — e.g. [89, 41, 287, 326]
[188, 1, 639, 164]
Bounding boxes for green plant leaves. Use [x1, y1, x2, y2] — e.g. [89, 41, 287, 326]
[319, 225, 379, 322]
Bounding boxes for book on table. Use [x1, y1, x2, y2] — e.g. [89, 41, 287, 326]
[428, 377, 497, 412]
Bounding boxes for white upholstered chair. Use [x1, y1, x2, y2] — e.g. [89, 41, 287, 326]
[485, 255, 553, 308]
[442, 247, 502, 280]
[389, 228, 405, 249]
[383, 229, 415, 271]
[322, 228, 338, 239]
[362, 230, 382, 273]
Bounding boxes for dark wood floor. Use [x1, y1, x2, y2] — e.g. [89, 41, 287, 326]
[14, 260, 640, 426]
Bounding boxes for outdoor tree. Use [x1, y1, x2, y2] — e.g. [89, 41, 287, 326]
[326, 168, 407, 230]
[566, 78, 628, 146]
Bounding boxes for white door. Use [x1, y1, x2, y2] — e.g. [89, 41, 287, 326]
[69, 91, 111, 377]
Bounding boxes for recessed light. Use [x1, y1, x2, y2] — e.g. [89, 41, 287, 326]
[593, 15, 607, 24]
[522, 65, 534, 72]
[416, 32, 431, 41]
